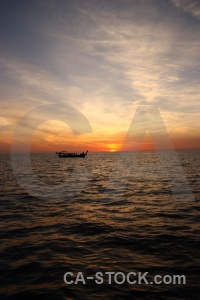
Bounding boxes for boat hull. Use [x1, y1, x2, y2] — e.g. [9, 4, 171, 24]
[58, 154, 86, 158]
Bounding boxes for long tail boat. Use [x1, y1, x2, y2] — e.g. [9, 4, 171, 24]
[56, 150, 88, 158]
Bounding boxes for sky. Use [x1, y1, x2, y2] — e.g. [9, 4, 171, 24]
[0, 0, 200, 152]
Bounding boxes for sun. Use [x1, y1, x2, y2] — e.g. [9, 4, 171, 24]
[107, 143, 119, 152]
[108, 144, 118, 152]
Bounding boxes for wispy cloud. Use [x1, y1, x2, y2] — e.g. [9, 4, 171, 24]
[171, 0, 200, 19]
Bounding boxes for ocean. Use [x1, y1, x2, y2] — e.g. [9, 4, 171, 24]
[0, 150, 199, 299]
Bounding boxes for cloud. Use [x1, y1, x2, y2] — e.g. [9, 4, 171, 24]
[171, 0, 200, 19]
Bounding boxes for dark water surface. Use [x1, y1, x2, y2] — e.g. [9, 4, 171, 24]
[0, 151, 200, 299]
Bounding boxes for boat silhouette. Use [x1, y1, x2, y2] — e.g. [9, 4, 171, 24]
[56, 150, 88, 158]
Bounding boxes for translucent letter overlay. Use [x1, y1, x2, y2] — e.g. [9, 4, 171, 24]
[105, 106, 194, 201]
[10, 104, 92, 201]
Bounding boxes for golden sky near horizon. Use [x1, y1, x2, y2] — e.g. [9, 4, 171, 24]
[0, 0, 200, 152]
